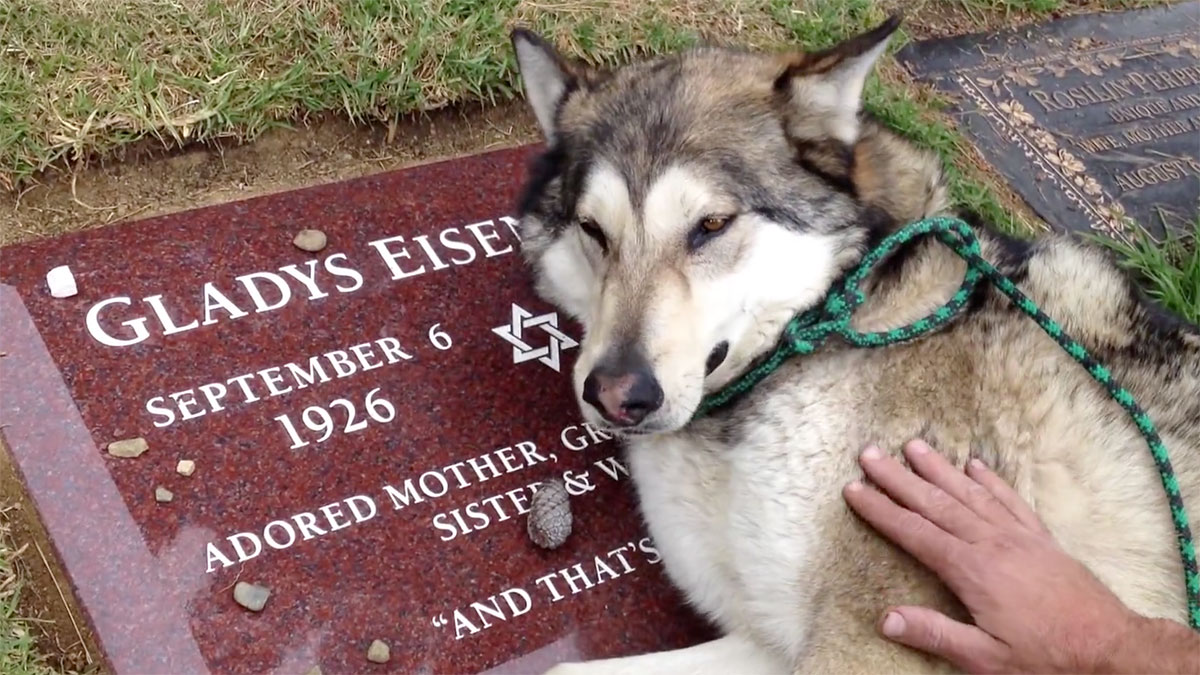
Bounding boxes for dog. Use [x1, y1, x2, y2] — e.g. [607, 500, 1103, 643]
[506, 15, 1200, 674]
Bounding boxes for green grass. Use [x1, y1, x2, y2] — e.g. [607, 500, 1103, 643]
[1093, 216, 1200, 324]
[1, 507, 58, 675]
[0, 0, 784, 189]
[0, 0, 1154, 191]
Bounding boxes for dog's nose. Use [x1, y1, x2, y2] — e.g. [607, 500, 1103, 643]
[582, 366, 664, 427]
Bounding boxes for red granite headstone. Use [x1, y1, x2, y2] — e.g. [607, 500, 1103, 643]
[0, 146, 715, 674]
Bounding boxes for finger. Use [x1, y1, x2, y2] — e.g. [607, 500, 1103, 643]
[903, 440, 1016, 530]
[879, 606, 1010, 674]
[858, 446, 992, 542]
[843, 480, 967, 579]
[966, 458, 1048, 534]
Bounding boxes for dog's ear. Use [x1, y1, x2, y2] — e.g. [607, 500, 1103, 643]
[774, 14, 902, 146]
[511, 28, 582, 143]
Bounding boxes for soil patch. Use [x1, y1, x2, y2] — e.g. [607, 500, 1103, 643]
[3, 101, 540, 248]
[1, 441, 103, 675]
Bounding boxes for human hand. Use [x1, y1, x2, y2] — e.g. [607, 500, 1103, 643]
[841, 439, 1198, 674]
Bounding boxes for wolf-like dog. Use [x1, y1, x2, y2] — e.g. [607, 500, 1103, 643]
[507, 15, 1200, 674]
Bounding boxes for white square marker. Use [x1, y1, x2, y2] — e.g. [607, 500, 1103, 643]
[46, 265, 78, 298]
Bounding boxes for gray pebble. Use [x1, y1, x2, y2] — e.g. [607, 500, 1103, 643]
[366, 639, 390, 663]
[293, 229, 328, 253]
[527, 479, 572, 549]
[154, 486, 174, 503]
[233, 581, 271, 612]
[107, 437, 148, 458]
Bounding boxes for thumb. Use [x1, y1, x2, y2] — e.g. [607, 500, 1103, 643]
[879, 607, 1008, 673]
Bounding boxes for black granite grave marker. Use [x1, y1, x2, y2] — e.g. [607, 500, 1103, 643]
[898, 2, 1200, 241]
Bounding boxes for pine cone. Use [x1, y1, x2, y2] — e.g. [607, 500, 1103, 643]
[527, 479, 572, 549]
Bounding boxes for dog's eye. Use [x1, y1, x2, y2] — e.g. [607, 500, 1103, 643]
[578, 218, 608, 253]
[688, 215, 734, 251]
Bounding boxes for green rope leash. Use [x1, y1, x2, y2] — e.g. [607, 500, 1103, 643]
[692, 215, 1200, 630]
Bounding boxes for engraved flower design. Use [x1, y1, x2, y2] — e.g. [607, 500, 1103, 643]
[1072, 37, 1096, 51]
[1046, 61, 1071, 78]
[1097, 51, 1124, 68]
[1046, 148, 1085, 174]
[1180, 39, 1200, 59]
[973, 76, 1001, 95]
[1073, 175, 1103, 196]
[1029, 128, 1058, 151]
[1097, 202, 1130, 232]
[1004, 67, 1040, 86]
[999, 100, 1035, 126]
[1069, 56, 1103, 76]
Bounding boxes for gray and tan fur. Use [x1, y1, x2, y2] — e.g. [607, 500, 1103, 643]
[508, 16, 1200, 674]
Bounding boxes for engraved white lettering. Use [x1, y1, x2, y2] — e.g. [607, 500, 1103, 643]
[1115, 157, 1200, 192]
[204, 495, 378, 573]
[145, 336, 413, 428]
[85, 297, 151, 347]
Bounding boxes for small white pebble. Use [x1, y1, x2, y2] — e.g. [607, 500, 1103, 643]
[293, 229, 328, 253]
[233, 581, 271, 612]
[366, 639, 390, 663]
[155, 486, 174, 503]
[47, 265, 78, 298]
[176, 459, 196, 476]
[107, 437, 148, 458]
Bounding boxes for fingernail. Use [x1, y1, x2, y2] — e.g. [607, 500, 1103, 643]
[969, 458, 987, 470]
[881, 611, 906, 637]
[861, 445, 882, 461]
[845, 480, 864, 492]
[907, 439, 930, 455]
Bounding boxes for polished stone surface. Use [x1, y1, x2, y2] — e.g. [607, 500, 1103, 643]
[0, 145, 714, 674]
[898, 3, 1200, 240]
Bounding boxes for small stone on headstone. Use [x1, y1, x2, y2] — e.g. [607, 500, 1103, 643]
[527, 478, 572, 549]
[154, 486, 173, 503]
[46, 265, 78, 298]
[293, 229, 327, 253]
[366, 639, 390, 663]
[233, 581, 270, 612]
[176, 459, 196, 476]
[106, 437, 148, 458]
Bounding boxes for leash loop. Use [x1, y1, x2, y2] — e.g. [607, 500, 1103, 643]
[693, 215, 1200, 629]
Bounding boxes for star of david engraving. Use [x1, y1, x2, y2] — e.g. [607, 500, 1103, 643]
[491, 304, 579, 372]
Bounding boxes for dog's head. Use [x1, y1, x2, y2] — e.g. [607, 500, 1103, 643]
[511, 16, 947, 434]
